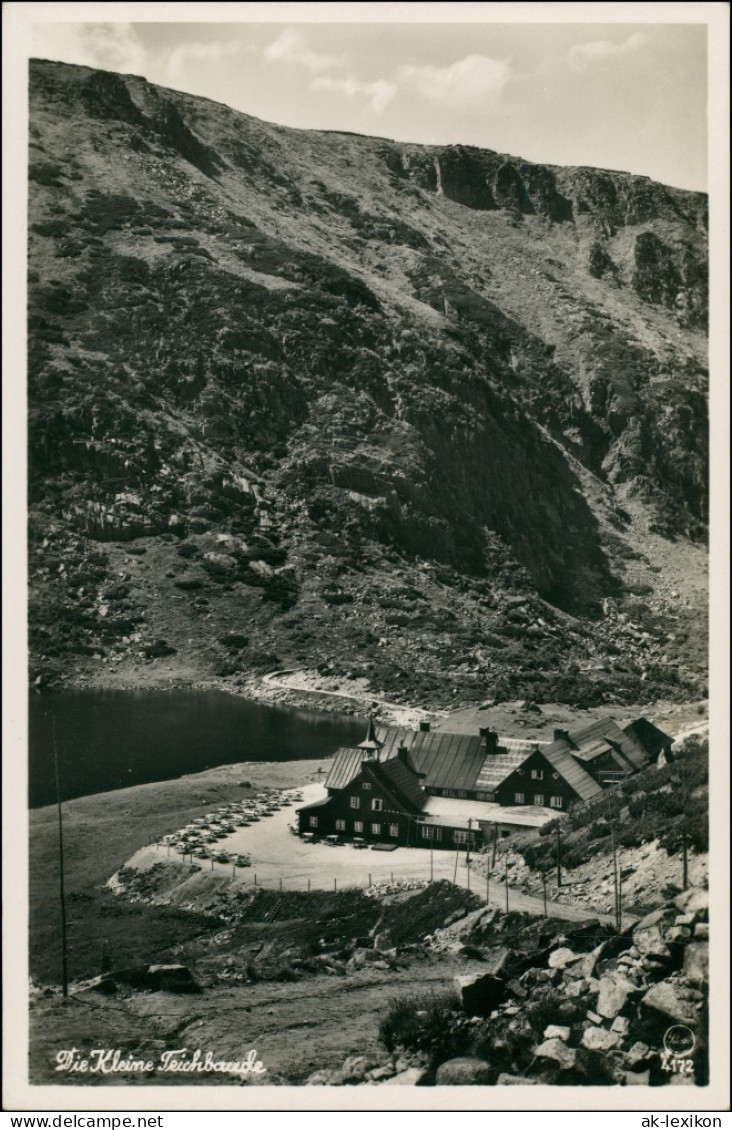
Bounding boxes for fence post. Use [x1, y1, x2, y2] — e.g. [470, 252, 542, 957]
[505, 858, 509, 913]
[254, 873, 257, 886]
[486, 870, 490, 905]
[430, 850, 433, 883]
[334, 877, 337, 892]
[308, 877, 311, 892]
[368, 872, 372, 887]
[542, 868, 548, 917]
[279, 877, 283, 892]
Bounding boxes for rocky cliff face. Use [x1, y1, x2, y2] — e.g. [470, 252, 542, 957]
[27, 60, 708, 706]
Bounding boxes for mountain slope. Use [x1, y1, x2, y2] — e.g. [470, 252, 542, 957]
[27, 60, 708, 708]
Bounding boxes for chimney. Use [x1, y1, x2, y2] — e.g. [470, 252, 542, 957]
[554, 728, 570, 743]
[419, 721, 431, 732]
[397, 745, 410, 763]
[480, 727, 499, 754]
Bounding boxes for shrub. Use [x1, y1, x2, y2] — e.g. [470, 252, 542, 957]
[378, 989, 465, 1057]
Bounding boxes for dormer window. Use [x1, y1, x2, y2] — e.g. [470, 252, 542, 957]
[362, 782, 371, 790]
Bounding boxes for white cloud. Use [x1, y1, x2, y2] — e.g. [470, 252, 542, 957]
[311, 75, 397, 114]
[32, 22, 146, 76]
[167, 40, 242, 81]
[263, 29, 344, 75]
[398, 54, 512, 110]
[568, 32, 647, 74]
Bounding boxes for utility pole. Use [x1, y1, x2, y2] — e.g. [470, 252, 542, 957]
[542, 867, 548, 917]
[492, 824, 498, 869]
[555, 824, 562, 888]
[453, 850, 459, 886]
[486, 869, 490, 906]
[611, 827, 620, 933]
[466, 819, 472, 866]
[52, 716, 69, 998]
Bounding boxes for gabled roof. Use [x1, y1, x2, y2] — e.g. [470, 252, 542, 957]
[324, 747, 366, 790]
[564, 718, 649, 772]
[623, 717, 674, 759]
[474, 739, 545, 792]
[376, 727, 486, 792]
[376, 757, 426, 813]
[537, 741, 604, 802]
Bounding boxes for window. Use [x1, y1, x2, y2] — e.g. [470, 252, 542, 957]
[350, 796, 360, 810]
[533, 794, 544, 807]
[476, 792, 488, 801]
[443, 789, 455, 797]
[550, 796, 563, 809]
[457, 791, 467, 798]
[335, 820, 346, 831]
[435, 827, 443, 841]
[553, 772, 560, 780]
[372, 798, 383, 812]
[514, 792, 525, 804]
[354, 820, 364, 833]
[362, 782, 371, 790]
[421, 826, 435, 840]
[371, 823, 381, 836]
[453, 830, 467, 844]
[309, 816, 318, 828]
[389, 824, 399, 837]
[531, 769, 543, 780]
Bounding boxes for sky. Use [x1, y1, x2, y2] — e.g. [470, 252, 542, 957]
[25, 12, 710, 192]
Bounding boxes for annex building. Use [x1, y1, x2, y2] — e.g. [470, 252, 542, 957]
[296, 716, 672, 851]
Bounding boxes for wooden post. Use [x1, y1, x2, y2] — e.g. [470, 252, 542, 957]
[430, 850, 433, 883]
[682, 833, 689, 890]
[466, 857, 471, 893]
[611, 828, 620, 932]
[279, 877, 283, 892]
[504, 858, 509, 913]
[486, 869, 490, 905]
[453, 850, 459, 886]
[232, 862, 236, 879]
[368, 872, 371, 887]
[466, 819, 472, 866]
[254, 873, 257, 886]
[211, 857, 214, 871]
[334, 877, 337, 892]
[542, 867, 548, 917]
[555, 825, 562, 888]
[308, 878, 311, 892]
[52, 717, 68, 999]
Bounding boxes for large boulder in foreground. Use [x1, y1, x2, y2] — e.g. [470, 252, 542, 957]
[454, 972, 505, 1017]
[435, 1057, 493, 1085]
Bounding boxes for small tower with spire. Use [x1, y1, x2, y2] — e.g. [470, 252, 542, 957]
[358, 716, 383, 763]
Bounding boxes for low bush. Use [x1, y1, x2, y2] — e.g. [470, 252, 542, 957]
[378, 989, 466, 1057]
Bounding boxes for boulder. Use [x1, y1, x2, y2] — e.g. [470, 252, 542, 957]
[535, 1038, 576, 1070]
[623, 1070, 651, 1086]
[144, 964, 200, 993]
[596, 973, 637, 1019]
[581, 1027, 621, 1052]
[683, 941, 709, 986]
[674, 913, 696, 927]
[693, 922, 709, 940]
[674, 888, 709, 919]
[625, 1041, 652, 1068]
[334, 1056, 374, 1085]
[383, 1067, 427, 1086]
[565, 979, 587, 999]
[665, 926, 692, 943]
[373, 930, 393, 952]
[543, 1024, 571, 1042]
[641, 981, 697, 1024]
[633, 920, 671, 959]
[610, 1015, 630, 1036]
[454, 972, 505, 1017]
[496, 1073, 538, 1085]
[435, 1057, 493, 1085]
[548, 947, 577, 969]
[483, 947, 514, 976]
